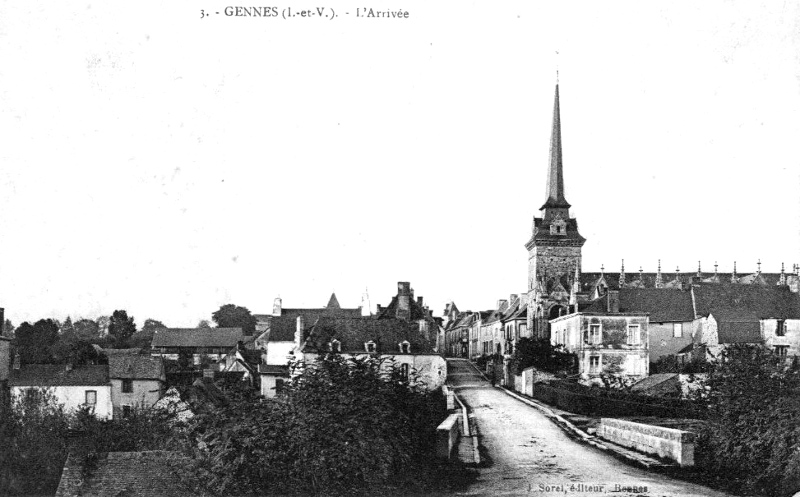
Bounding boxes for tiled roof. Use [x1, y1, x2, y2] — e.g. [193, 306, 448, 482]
[151, 328, 244, 348]
[108, 355, 165, 381]
[693, 283, 800, 321]
[302, 317, 438, 354]
[55, 451, 193, 497]
[9, 365, 109, 387]
[100, 348, 144, 356]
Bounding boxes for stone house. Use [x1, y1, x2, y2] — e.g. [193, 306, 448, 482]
[108, 354, 166, 418]
[298, 316, 447, 391]
[549, 294, 649, 379]
[9, 364, 114, 419]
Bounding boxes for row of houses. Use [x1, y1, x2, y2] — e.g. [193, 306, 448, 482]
[0, 281, 448, 420]
[443, 278, 800, 380]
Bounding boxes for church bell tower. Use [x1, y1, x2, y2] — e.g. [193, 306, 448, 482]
[525, 84, 586, 339]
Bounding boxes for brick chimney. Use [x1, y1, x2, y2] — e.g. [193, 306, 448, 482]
[496, 299, 508, 310]
[397, 282, 411, 321]
[273, 297, 282, 317]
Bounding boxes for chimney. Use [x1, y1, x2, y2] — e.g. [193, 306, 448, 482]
[417, 296, 423, 307]
[273, 297, 282, 316]
[397, 282, 411, 296]
[496, 299, 508, 310]
[510, 294, 518, 303]
[397, 282, 411, 320]
[295, 316, 304, 350]
[607, 290, 620, 313]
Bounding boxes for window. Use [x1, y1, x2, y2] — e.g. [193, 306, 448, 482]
[589, 356, 600, 373]
[329, 339, 341, 353]
[673, 323, 683, 338]
[122, 405, 132, 419]
[777, 320, 787, 337]
[365, 341, 376, 353]
[122, 379, 133, 393]
[400, 363, 409, 381]
[399, 341, 410, 353]
[589, 324, 602, 345]
[85, 390, 97, 405]
[775, 345, 790, 357]
[627, 325, 641, 345]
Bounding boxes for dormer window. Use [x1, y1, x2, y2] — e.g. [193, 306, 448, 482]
[365, 341, 377, 353]
[399, 341, 411, 353]
[549, 218, 567, 236]
[329, 339, 341, 353]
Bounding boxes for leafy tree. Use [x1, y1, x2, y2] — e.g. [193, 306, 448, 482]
[0, 388, 70, 495]
[49, 331, 103, 365]
[179, 355, 463, 496]
[74, 318, 101, 341]
[696, 344, 800, 496]
[197, 319, 212, 329]
[128, 318, 166, 350]
[14, 319, 59, 364]
[509, 337, 577, 375]
[211, 304, 256, 335]
[108, 310, 137, 348]
[60, 316, 75, 335]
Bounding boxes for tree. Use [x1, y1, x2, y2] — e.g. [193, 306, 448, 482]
[108, 310, 136, 348]
[211, 304, 256, 335]
[60, 316, 75, 335]
[14, 319, 59, 364]
[197, 319, 212, 329]
[73, 318, 101, 341]
[696, 344, 800, 496]
[128, 318, 166, 350]
[509, 337, 577, 376]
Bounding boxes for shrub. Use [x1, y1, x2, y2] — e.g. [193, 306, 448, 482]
[510, 337, 577, 376]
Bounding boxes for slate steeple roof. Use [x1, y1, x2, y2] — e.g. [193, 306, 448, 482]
[540, 84, 571, 211]
[326, 293, 341, 309]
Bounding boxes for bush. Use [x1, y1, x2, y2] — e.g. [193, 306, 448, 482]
[696, 344, 800, 496]
[510, 337, 577, 376]
[179, 355, 465, 496]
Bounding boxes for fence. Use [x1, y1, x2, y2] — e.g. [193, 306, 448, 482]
[530, 382, 706, 419]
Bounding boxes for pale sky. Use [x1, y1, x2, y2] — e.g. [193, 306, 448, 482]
[1, 1, 799, 326]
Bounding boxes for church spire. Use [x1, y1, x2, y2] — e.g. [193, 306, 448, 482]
[540, 84, 571, 212]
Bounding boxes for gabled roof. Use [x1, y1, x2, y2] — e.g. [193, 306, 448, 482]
[302, 317, 437, 355]
[55, 451, 193, 497]
[9, 365, 109, 387]
[108, 355, 165, 381]
[693, 283, 800, 321]
[151, 328, 244, 348]
[618, 288, 695, 322]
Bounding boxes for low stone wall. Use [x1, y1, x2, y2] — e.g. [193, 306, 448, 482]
[436, 413, 461, 459]
[442, 385, 455, 411]
[598, 418, 695, 466]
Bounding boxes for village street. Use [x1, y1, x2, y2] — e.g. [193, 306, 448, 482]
[446, 359, 732, 497]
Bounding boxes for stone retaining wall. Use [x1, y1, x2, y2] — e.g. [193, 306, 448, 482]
[598, 418, 695, 466]
[436, 413, 461, 459]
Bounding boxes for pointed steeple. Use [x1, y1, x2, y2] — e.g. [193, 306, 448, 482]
[655, 260, 663, 288]
[731, 261, 738, 283]
[326, 293, 341, 309]
[619, 259, 626, 287]
[540, 84, 571, 212]
[779, 262, 787, 286]
[697, 261, 702, 278]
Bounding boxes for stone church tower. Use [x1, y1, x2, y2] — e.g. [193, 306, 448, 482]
[525, 84, 586, 339]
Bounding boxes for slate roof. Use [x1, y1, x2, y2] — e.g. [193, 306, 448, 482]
[9, 365, 109, 387]
[108, 355, 165, 381]
[376, 296, 432, 321]
[269, 316, 303, 342]
[302, 317, 438, 354]
[693, 283, 800, 321]
[151, 328, 244, 348]
[717, 321, 762, 344]
[526, 217, 586, 246]
[55, 451, 193, 497]
[617, 289, 695, 322]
